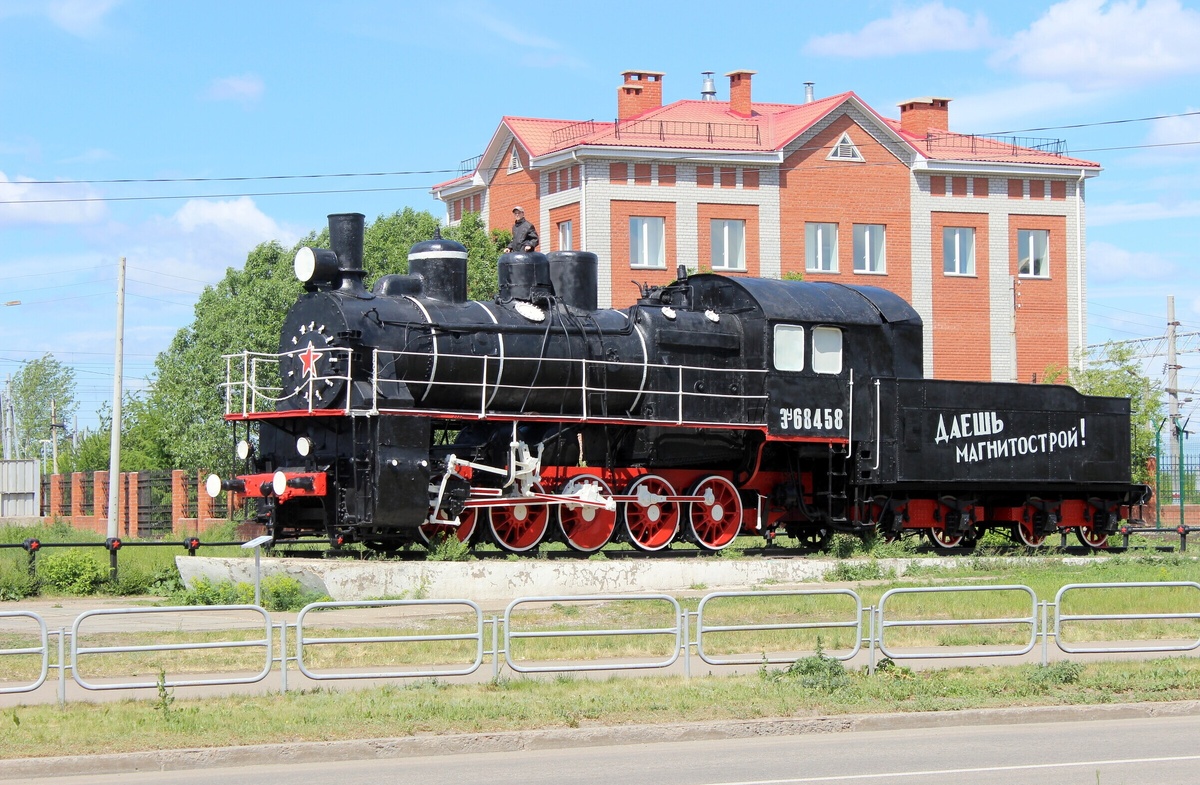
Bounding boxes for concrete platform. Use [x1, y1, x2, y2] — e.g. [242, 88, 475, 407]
[174, 554, 952, 602]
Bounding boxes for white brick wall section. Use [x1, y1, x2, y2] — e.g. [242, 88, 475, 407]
[759, 168, 782, 278]
[908, 172, 935, 378]
[990, 210, 1015, 381]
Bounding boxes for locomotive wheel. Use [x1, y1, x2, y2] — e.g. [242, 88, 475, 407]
[1014, 522, 1047, 548]
[1075, 526, 1110, 549]
[488, 484, 549, 553]
[687, 475, 743, 551]
[926, 528, 965, 551]
[556, 475, 617, 553]
[417, 506, 477, 548]
[620, 475, 680, 552]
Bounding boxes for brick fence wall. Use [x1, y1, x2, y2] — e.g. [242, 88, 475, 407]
[46, 470, 239, 538]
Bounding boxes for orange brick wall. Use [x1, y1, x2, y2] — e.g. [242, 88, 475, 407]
[1011, 214, 1069, 381]
[779, 115, 912, 300]
[610, 200, 677, 308]
[930, 212, 990, 380]
[697, 203, 760, 276]
[549, 202, 581, 251]
[489, 141, 539, 231]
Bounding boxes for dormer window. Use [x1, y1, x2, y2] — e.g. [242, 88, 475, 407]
[827, 132, 864, 162]
[508, 149, 522, 172]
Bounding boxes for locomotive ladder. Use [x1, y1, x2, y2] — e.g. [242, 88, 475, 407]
[824, 443, 850, 525]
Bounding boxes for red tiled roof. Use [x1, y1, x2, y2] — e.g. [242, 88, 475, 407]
[438, 92, 1098, 188]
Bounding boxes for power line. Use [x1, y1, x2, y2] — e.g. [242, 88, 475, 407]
[13, 168, 460, 186]
[985, 109, 1200, 137]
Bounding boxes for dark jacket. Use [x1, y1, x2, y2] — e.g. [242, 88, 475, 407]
[508, 218, 539, 252]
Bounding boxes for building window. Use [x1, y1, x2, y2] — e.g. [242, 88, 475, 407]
[558, 220, 573, 251]
[805, 222, 838, 273]
[1018, 229, 1049, 277]
[943, 227, 975, 276]
[630, 216, 665, 268]
[508, 149, 521, 173]
[710, 219, 746, 271]
[812, 327, 843, 375]
[827, 132, 864, 161]
[853, 224, 886, 274]
[773, 324, 804, 372]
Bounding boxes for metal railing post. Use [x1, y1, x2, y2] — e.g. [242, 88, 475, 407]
[491, 616, 500, 682]
[57, 628, 66, 707]
[683, 610, 691, 680]
[868, 606, 877, 675]
[280, 622, 288, 693]
[1040, 600, 1049, 666]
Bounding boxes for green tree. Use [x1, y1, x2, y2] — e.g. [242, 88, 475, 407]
[444, 211, 505, 300]
[1047, 343, 1161, 483]
[10, 354, 77, 461]
[65, 394, 172, 473]
[148, 239, 303, 471]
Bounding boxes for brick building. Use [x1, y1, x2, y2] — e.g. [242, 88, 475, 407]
[432, 70, 1099, 383]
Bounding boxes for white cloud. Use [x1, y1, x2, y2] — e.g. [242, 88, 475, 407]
[471, 9, 560, 50]
[950, 81, 1106, 133]
[0, 0, 122, 37]
[0, 172, 106, 225]
[1139, 109, 1200, 159]
[1088, 240, 1177, 283]
[993, 0, 1200, 90]
[1089, 198, 1200, 225]
[202, 74, 265, 107]
[46, 0, 120, 37]
[805, 3, 992, 57]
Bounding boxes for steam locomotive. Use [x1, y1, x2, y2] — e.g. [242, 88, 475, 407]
[207, 213, 1148, 553]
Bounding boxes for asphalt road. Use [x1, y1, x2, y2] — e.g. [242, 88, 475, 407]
[15, 713, 1200, 785]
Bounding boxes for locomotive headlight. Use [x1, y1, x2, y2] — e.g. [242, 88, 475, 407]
[294, 246, 341, 283]
[272, 471, 289, 496]
[236, 440, 252, 461]
[296, 436, 313, 457]
[205, 474, 222, 499]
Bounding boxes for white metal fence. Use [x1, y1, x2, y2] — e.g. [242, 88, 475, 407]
[2, 581, 1198, 706]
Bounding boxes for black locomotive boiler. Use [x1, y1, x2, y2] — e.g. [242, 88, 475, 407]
[208, 213, 1148, 553]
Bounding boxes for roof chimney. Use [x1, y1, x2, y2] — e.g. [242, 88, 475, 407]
[897, 97, 952, 138]
[804, 81, 815, 103]
[701, 71, 716, 101]
[726, 69, 756, 117]
[618, 70, 665, 121]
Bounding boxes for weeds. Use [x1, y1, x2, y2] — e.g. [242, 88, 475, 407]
[171, 575, 330, 612]
[153, 669, 175, 721]
[1030, 660, 1084, 688]
[426, 534, 473, 562]
[36, 550, 108, 595]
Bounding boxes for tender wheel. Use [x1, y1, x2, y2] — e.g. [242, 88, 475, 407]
[417, 506, 477, 548]
[556, 475, 617, 553]
[927, 528, 965, 551]
[488, 484, 549, 553]
[687, 475, 743, 551]
[1015, 522, 1047, 548]
[1075, 526, 1110, 549]
[620, 475, 679, 552]
[789, 524, 832, 550]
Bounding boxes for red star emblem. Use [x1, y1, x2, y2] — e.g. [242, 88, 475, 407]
[298, 342, 323, 378]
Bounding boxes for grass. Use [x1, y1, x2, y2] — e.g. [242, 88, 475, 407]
[2, 657, 1200, 759]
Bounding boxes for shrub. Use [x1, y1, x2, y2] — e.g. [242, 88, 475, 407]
[763, 642, 850, 691]
[1030, 660, 1084, 688]
[37, 550, 108, 595]
[0, 568, 36, 601]
[426, 534, 473, 562]
[260, 574, 330, 612]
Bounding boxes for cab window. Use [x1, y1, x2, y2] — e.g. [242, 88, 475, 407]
[773, 324, 805, 371]
[812, 327, 843, 374]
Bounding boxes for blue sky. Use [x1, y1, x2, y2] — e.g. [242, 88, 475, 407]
[1, 0, 1199, 432]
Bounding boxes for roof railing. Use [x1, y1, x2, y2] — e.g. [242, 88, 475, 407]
[923, 132, 1067, 157]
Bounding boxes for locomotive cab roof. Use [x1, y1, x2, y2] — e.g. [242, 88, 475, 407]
[682, 273, 922, 328]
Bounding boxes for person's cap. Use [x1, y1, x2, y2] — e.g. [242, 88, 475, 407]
[512, 206, 524, 213]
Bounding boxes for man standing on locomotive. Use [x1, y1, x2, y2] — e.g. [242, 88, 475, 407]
[506, 206, 539, 252]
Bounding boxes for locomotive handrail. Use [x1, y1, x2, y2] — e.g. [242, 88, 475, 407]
[221, 348, 355, 416]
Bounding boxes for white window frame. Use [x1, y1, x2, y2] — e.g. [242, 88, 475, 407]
[630, 216, 666, 269]
[943, 227, 976, 276]
[773, 324, 805, 372]
[508, 149, 521, 173]
[827, 132, 864, 162]
[710, 219, 746, 271]
[805, 222, 838, 273]
[1017, 229, 1049, 278]
[812, 327, 843, 375]
[853, 224, 886, 274]
[558, 220, 574, 251]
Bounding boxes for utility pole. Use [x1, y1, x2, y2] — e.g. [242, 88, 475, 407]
[50, 398, 60, 475]
[106, 257, 126, 539]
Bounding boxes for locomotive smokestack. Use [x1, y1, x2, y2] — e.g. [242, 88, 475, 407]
[327, 213, 370, 296]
